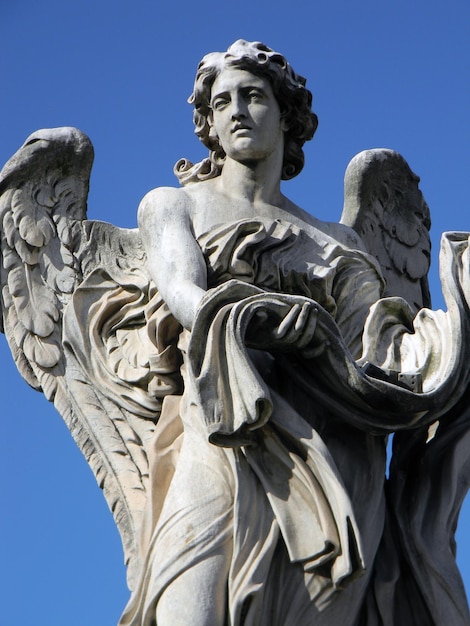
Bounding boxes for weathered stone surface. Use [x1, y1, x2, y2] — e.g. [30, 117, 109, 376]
[1, 40, 469, 625]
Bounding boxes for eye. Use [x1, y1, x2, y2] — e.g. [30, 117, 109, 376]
[248, 91, 263, 102]
[212, 97, 229, 111]
[247, 90, 263, 102]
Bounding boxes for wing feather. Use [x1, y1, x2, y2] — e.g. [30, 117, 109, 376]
[341, 149, 431, 311]
[0, 127, 182, 590]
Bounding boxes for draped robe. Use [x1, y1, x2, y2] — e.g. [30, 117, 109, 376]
[71, 218, 469, 625]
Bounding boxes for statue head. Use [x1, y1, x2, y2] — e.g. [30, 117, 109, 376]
[175, 40, 318, 185]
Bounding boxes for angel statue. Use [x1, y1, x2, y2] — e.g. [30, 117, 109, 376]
[2, 39, 470, 626]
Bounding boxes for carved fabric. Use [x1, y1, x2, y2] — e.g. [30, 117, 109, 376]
[3, 129, 470, 624]
[64, 266, 183, 419]
[119, 221, 470, 625]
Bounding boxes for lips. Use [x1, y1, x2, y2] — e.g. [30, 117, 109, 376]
[231, 124, 251, 133]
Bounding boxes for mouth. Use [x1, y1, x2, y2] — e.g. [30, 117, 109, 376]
[231, 124, 251, 134]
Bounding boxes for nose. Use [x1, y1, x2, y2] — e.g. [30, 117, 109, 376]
[231, 94, 247, 120]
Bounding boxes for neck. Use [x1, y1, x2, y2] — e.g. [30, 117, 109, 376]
[219, 149, 284, 205]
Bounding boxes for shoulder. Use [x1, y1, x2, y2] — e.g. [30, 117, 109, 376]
[137, 186, 193, 228]
[282, 197, 367, 252]
[321, 221, 367, 252]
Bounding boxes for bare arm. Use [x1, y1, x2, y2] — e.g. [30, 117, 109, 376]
[138, 187, 207, 330]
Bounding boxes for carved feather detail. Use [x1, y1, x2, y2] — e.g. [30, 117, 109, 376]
[0, 127, 182, 590]
[341, 149, 431, 311]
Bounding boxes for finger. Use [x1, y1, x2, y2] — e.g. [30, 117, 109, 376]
[294, 302, 311, 332]
[274, 303, 301, 339]
[295, 308, 318, 349]
[253, 309, 268, 323]
[284, 303, 317, 347]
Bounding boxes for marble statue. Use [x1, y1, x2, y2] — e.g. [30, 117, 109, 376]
[1, 40, 470, 625]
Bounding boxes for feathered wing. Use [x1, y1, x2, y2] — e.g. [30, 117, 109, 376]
[0, 127, 93, 395]
[0, 128, 182, 589]
[340, 150, 470, 623]
[340, 148, 431, 311]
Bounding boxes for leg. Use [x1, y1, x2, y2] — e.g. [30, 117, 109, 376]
[150, 433, 234, 625]
[156, 552, 230, 626]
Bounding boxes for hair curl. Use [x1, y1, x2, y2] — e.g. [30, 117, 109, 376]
[174, 40, 318, 185]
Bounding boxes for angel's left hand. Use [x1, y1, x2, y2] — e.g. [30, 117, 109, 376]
[246, 299, 322, 356]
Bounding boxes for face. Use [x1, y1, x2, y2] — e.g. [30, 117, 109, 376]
[209, 68, 286, 163]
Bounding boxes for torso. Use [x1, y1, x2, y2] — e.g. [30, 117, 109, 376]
[182, 178, 365, 252]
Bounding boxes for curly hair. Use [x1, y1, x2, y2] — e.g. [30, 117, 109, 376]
[174, 40, 318, 185]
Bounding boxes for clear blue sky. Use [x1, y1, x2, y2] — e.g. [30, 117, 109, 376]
[1, 1, 469, 624]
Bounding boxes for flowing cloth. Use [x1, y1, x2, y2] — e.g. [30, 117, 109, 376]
[111, 220, 470, 625]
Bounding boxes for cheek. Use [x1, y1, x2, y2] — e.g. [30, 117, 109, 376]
[208, 124, 219, 143]
[258, 107, 283, 132]
[211, 113, 229, 136]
